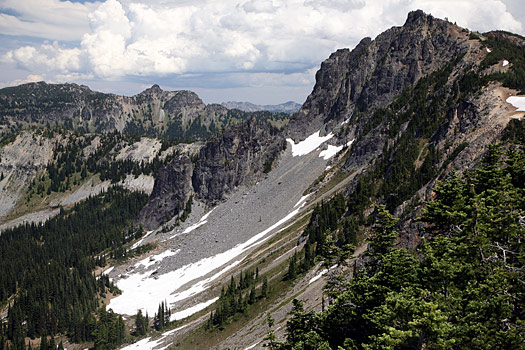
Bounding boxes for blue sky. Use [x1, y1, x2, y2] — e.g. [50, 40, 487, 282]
[0, 0, 524, 105]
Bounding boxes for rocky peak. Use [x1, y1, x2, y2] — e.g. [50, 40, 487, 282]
[404, 9, 427, 26]
[288, 10, 466, 140]
[139, 84, 163, 96]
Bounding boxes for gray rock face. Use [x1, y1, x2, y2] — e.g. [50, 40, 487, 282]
[136, 155, 194, 229]
[288, 10, 468, 140]
[137, 118, 286, 230]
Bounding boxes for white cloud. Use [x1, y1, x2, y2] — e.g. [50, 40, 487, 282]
[0, 0, 100, 41]
[0, 74, 44, 89]
[0, 0, 524, 100]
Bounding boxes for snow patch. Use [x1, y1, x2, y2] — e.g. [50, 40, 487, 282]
[182, 209, 214, 234]
[132, 230, 154, 250]
[170, 297, 218, 321]
[120, 337, 166, 350]
[135, 249, 180, 269]
[294, 194, 310, 209]
[245, 342, 261, 350]
[108, 208, 302, 315]
[319, 145, 343, 160]
[503, 59, 509, 67]
[486, 47, 491, 53]
[318, 139, 355, 160]
[309, 269, 328, 284]
[102, 266, 114, 275]
[200, 209, 214, 222]
[506, 96, 525, 111]
[182, 220, 207, 234]
[162, 324, 190, 337]
[286, 131, 334, 157]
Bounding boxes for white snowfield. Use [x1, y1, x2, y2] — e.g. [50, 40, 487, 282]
[286, 130, 334, 157]
[506, 96, 525, 111]
[319, 139, 354, 160]
[503, 60, 509, 67]
[108, 207, 303, 315]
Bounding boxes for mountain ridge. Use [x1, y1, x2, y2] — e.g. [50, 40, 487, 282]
[0, 9, 524, 350]
[221, 100, 301, 114]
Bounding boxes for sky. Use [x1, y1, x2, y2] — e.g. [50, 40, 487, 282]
[0, 0, 524, 105]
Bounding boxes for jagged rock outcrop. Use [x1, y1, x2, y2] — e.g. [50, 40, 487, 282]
[137, 118, 286, 229]
[288, 10, 469, 140]
[286, 10, 525, 249]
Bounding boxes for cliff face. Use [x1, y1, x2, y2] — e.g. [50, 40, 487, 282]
[288, 10, 469, 140]
[137, 118, 286, 229]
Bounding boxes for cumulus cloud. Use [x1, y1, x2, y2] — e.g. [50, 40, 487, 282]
[0, 0, 524, 96]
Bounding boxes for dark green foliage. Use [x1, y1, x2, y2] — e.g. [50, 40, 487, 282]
[279, 145, 525, 350]
[93, 309, 126, 350]
[303, 193, 346, 258]
[503, 118, 525, 144]
[153, 302, 171, 331]
[0, 187, 148, 348]
[481, 34, 525, 93]
[134, 310, 148, 337]
[209, 268, 260, 329]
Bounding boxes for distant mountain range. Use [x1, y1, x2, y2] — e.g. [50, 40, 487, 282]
[221, 100, 301, 113]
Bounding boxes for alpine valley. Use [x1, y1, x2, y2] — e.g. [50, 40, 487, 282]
[0, 10, 524, 350]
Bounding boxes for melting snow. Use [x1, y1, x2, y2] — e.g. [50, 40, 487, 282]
[135, 249, 180, 269]
[170, 297, 218, 321]
[162, 324, 190, 337]
[286, 131, 334, 157]
[506, 96, 525, 111]
[318, 139, 355, 160]
[245, 342, 261, 350]
[182, 209, 214, 234]
[200, 209, 214, 221]
[294, 194, 310, 209]
[132, 230, 154, 250]
[108, 208, 302, 315]
[182, 220, 207, 234]
[503, 60, 509, 67]
[120, 337, 166, 350]
[309, 269, 328, 284]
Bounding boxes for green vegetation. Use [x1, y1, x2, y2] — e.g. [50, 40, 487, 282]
[208, 268, 263, 329]
[276, 144, 525, 349]
[0, 187, 148, 350]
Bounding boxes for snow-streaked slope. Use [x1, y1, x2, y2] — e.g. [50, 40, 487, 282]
[107, 146, 330, 317]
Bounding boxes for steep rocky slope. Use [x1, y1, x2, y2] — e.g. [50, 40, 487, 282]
[288, 10, 469, 140]
[137, 118, 286, 230]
